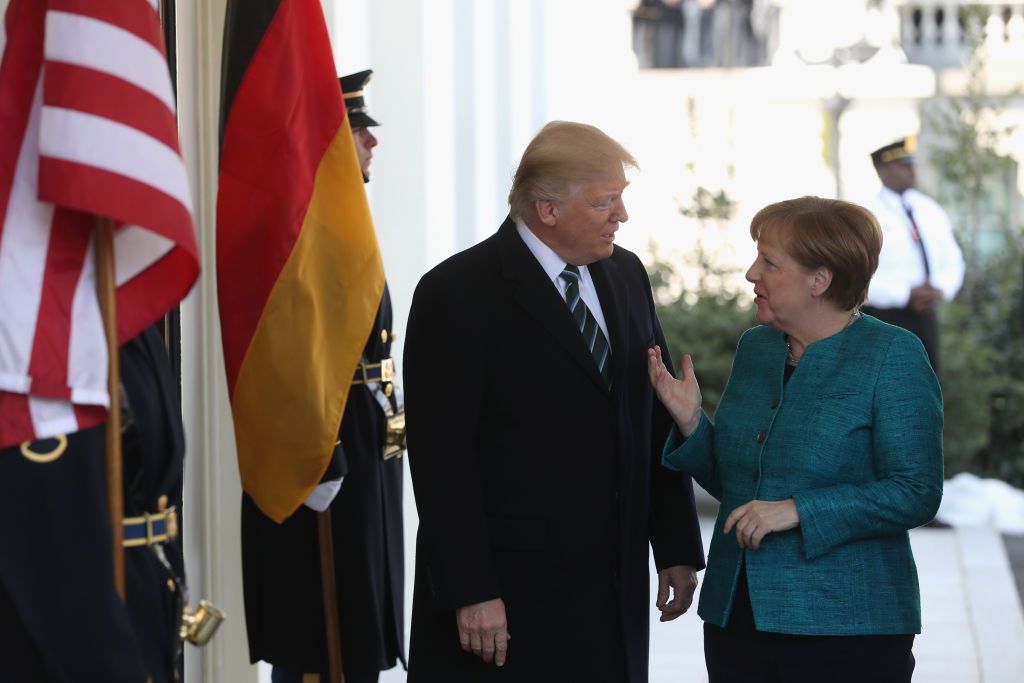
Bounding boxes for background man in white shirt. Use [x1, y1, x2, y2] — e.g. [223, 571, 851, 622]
[863, 136, 965, 371]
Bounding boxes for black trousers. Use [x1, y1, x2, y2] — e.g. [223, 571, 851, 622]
[704, 623, 915, 683]
[863, 306, 939, 372]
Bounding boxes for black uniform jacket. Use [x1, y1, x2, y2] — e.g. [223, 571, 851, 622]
[242, 286, 406, 677]
[0, 326, 186, 683]
[404, 218, 705, 683]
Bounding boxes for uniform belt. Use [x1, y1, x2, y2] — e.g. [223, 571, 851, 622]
[352, 358, 394, 385]
[123, 506, 178, 547]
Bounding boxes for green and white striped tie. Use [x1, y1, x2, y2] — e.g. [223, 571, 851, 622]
[560, 265, 612, 388]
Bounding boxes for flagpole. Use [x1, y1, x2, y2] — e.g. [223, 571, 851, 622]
[95, 216, 125, 601]
[317, 510, 345, 683]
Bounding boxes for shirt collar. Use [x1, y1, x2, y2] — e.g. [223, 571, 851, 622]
[515, 216, 571, 283]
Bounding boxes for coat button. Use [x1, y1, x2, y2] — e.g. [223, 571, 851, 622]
[167, 578, 176, 592]
[381, 329, 389, 343]
[751, 470, 760, 481]
[384, 383, 394, 397]
[770, 399, 779, 409]
[157, 495, 169, 511]
[756, 431, 766, 443]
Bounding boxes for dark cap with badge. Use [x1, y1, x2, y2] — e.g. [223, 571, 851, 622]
[870, 135, 916, 166]
[339, 69, 380, 128]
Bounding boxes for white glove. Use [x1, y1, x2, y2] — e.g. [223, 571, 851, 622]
[302, 477, 344, 512]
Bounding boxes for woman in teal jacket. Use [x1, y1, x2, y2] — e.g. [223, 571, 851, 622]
[649, 196, 943, 682]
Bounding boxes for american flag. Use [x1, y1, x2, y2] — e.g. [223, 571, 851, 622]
[0, 0, 199, 450]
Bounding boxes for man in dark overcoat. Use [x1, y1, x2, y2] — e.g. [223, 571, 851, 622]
[0, 326, 191, 683]
[241, 69, 406, 683]
[403, 120, 705, 682]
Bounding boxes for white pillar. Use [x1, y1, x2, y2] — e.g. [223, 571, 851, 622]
[174, 0, 259, 681]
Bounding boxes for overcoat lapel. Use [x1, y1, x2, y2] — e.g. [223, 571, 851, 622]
[590, 255, 629, 394]
[496, 218, 608, 391]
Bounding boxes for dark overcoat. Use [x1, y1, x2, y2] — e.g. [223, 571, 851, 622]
[241, 286, 406, 678]
[0, 326, 187, 683]
[403, 219, 705, 683]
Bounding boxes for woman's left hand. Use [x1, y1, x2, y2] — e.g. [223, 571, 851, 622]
[723, 499, 800, 550]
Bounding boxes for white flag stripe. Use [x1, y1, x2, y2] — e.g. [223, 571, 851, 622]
[144, 0, 160, 13]
[66, 236, 110, 407]
[40, 106, 194, 213]
[28, 395, 81, 439]
[114, 225, 175, 287]
[0, 80, 51, 390]
[45, 11, 176, 113]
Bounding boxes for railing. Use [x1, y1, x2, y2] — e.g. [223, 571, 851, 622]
[892, 0, 1024, 67]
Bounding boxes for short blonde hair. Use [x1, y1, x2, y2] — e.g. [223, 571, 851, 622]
[749, 196, 882, 311]
[508, 121, 637, 221]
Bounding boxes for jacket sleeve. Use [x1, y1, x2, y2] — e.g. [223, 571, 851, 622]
[793, 333, 944, 560]
[645, 266, 705, 571]
[661, 411, 722, 501]
[404, 270, 500, 610]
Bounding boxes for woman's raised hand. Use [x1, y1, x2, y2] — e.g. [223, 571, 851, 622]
[647, 345, 702, 437]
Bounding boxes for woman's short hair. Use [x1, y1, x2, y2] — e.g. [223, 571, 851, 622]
[749, 196, 882, 311]
[508, 121, 637, 221]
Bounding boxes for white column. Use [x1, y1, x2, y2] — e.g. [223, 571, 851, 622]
[175, 0, 258, 681]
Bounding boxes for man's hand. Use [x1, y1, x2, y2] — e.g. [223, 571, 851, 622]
[909, 283, 942, 313]
[656, 565, 698, 622]
[723, 499, 800, 550]
[456, 598, 510, 666]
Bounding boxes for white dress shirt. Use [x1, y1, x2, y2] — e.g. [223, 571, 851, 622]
[515, 217, 612, 347]
[866, 186, 965, 309]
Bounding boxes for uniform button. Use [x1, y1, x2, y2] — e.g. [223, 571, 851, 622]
[384, 383, 394, 397]
[381, 329, 389, 343]
[770, 399, 779, 409]
[756, 431, 766, 443]
[157, 495, 169, 511]
[751, 470, 760, 482]
[167, 578, 176, 592]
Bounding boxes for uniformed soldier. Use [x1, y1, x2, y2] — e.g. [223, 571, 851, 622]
[864, 136, 965, 371]
[241, 69, 406, 683]
[0, 326, 207, 683]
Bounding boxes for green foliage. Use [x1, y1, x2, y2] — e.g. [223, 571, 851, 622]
[649, 187, 755, 416]
[924, 6, 1024, 486]
[939, 232, 1024, 485]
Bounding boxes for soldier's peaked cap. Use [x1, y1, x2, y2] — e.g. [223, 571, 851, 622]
[339, 69, 380, 128]
[871, 136, 917, 166]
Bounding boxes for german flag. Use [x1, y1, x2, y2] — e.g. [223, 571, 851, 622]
[216, 0, 383, 522]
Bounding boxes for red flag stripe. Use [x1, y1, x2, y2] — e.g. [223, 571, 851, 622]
[43, 62, 180, 152]
[26, 208, 93, 399]
[44, 9, 175, 113]
[47, 0, 164, 53]
[0, 0, 44, 245]
[40, 159, 195, 248]
[39, 106, 193, 213]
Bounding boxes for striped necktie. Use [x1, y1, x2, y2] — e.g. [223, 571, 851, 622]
[559, 265, 612, 388]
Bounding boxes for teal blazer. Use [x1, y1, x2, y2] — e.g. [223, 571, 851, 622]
[664, 315, 943, 635]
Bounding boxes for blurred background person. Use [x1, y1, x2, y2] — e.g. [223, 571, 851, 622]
[648, 196, 943, 683]
[863, 136, 965, 371]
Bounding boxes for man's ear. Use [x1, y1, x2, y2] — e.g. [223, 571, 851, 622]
[810, 267, 833, 298]
[536, 199, 558, 227]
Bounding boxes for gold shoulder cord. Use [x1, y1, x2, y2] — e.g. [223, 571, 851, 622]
[19, 434, 68, 464]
